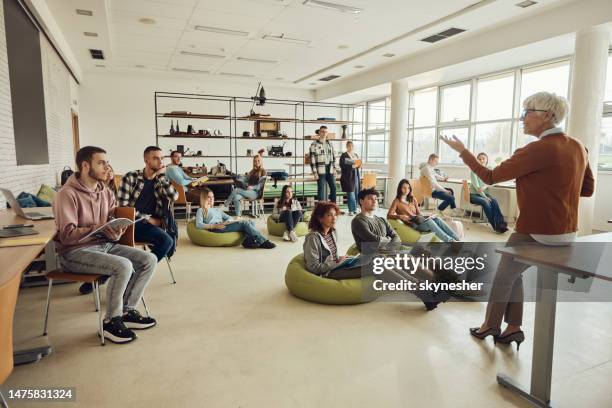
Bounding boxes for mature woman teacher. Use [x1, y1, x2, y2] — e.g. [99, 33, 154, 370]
[441, 91, 594, 350]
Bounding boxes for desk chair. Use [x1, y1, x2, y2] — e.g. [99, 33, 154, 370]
[43, 207, 150, 346]
[136, 241, 176, 284]
[419, 176, 438, 210]
[461, 180, 486, 223]
[1, 270, 21, 407]
[171, 181, 195, 221]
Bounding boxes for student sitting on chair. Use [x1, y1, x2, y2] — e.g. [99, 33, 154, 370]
[419, 153, 457, 215]
[469, 152, 508, 233]
[55, 146, 157, 344]
[165, 150, 195, 190]
[272, 185, 303, 242]
[221, 155, 266, 216]
[196, 188, 275, 249]
[387, 179, 460, 242]
[118, 146, 178, 262]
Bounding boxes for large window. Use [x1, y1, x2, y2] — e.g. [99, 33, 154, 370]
[439, 128, 468, 165]
[476, 73, 514, 121]
[365, 99, 389, 163]
[473, 122, 512, 164]
[412, 88, 437, 127]
[409, 128, 436, 165]
[600, 116, 612, 171]
[351, 105, 365, 158]
[440, 82, 471, 124]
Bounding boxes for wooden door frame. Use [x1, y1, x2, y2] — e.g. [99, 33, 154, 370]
[71, 109, 80, 157]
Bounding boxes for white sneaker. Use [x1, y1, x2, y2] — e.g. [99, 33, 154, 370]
[289, 231, 298, 242]
[283, 231, 290, 241]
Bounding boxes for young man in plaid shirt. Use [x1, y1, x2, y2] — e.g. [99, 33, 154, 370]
[309, 125, 337, 203]
[118, 146, 178, 261]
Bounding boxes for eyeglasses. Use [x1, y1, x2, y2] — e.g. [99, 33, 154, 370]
[520, 108, 548, 120]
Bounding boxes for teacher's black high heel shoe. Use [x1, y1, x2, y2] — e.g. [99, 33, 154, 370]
[494, 331, 525, 351]
[469, 327, 501, 340]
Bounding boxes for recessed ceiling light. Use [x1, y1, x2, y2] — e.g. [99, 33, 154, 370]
[354, 65, 365, 69]
[262, 33, 310, 45]
[194, 25, 249, 37]
[172, 68, 210, 74]
[236, 57, 278, 64]
[180, 51, 225, 59]
[515, 0, 537, 7]
[302, 0, 362, 14]
[309, 82, 317, 85]
[382, 53, 395, 58]
[83, 32, 98, 37]
[275, 77, 284, 80]
[135, 64, 146, 68]
[338, 44, 349, 50]
[139, 17, 156, 24]
[95, 64, 105, 68]
[219, 72, 255, 78]
[76, 9, 93, 16]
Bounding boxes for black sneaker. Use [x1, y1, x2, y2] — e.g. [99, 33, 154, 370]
[103, 316, 137, 344]
[122, 309, 157, 330]
[79, 282, 93, 295]
[258, 240, 276, 249]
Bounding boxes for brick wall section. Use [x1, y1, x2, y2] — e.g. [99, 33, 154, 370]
[0, 0, 74, 208]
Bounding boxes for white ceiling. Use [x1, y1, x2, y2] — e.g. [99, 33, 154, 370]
[45, 0, 573, 89]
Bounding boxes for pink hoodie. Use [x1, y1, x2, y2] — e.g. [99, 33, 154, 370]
[53, 174, 116, 255]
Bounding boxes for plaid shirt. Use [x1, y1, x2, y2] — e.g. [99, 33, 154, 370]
[309, 140, 336, 175]
[118, 169, 178, 219]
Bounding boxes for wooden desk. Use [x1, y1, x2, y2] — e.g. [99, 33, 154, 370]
[495, 233, 612, 407]
[0, 209, 57, 365]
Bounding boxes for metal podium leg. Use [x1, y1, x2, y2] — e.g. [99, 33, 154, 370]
[497, 266, 558, 408]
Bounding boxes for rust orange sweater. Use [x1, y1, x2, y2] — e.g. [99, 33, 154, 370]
[460, 133, 594, 235]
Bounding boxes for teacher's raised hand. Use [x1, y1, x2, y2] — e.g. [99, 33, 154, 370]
[440, 135, 466, 153]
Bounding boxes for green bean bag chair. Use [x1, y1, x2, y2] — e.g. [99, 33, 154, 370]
[346, 243, 359, 256]
[387, 219, 440, 243]
[186, 220, 244, 247]
[267, 212, 311, 237]
[285, 254, 378, 305]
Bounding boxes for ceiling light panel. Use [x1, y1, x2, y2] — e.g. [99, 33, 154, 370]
[302, 0, 362, 14]
[219, 72, 256, 78]
[262, 34, 310, 45]
[236, 57, 278, 64]
[195, 25, 249, 37]
[76, 9, 93, 16]
[180, 51, 226, 59]
[172, 68, 210, 74]
[84, 32, 98, 37]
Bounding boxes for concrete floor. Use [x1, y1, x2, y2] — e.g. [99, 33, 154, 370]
[6, 214, 612, 408]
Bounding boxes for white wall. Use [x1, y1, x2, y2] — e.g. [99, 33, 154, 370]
[0, 0, 74, 208]
[78, 71, 331, 175]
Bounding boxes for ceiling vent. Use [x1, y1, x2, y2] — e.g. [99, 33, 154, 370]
[89, 49, 105, 60]
[420, 27, 466, 43]
[515, 0, 537, 8]
[318, 74, 340, 81]
[76, 9, 93, 16]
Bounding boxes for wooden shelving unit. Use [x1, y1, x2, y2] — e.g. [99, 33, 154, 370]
[154, 92, 361, 208]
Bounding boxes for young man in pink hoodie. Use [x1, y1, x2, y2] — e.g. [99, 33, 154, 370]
[53, 146, 158, 344]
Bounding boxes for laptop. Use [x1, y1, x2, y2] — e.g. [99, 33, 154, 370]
[1, 188, 55, 220]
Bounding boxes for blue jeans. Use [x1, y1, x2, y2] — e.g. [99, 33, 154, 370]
[134, 221, 174, 261]
[415, 217, 459, 242]
[225, 187, 258, 216]
[431, 188, 456, 211]
[279, 210, 302, 232]
[346, 192, 357, 213]
[470, 193, 505, 230]
[317, 164, 337, 202]
[214, 220, 266, 245]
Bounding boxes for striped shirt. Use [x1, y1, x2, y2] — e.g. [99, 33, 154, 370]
[322, 231, 338, 262]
